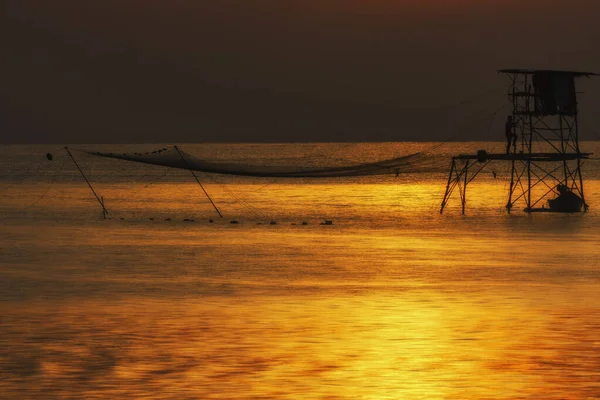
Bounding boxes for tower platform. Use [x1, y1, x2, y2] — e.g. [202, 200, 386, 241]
[440, 69, 595, 214]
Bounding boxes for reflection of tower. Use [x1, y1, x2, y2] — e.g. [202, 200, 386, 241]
[440, 69, 596, 214]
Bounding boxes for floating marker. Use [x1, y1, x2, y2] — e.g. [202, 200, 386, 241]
[269, 221, 277, 225]
[230, 220, 239, 224]
[164, 218, 171, 221]
[46, 153, 53, 161]
[301, 221, 308, 225]
[208, 219, 214, 223]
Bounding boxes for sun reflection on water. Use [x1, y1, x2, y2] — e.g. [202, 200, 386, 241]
[2, 282, 600, 399]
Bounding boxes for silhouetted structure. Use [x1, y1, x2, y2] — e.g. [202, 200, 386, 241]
[440, 69, 596, 214]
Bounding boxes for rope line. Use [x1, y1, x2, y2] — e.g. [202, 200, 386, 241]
[200, 173, 269, 220]
[23, 158, 66, 209]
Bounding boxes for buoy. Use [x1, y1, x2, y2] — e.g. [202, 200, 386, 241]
[230, 220, 239, 224]
[164, 218, 171, 221]
[149, 218, 154, 221]
[208, 219, 214, 223]
[301, 221, 308, 225]
[320, 220, 333, 225]
[269, 221, 277, 225]
[46, 153, 53, 161]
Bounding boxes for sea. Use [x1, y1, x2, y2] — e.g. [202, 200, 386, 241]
[1, 142, 600, 399]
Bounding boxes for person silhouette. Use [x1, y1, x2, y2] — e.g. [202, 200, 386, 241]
[505, 115, 517, 154]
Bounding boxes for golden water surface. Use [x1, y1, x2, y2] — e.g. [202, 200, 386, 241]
[1, 143, 600, 399]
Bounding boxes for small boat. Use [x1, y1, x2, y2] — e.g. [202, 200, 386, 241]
[547, 184, 585, 213]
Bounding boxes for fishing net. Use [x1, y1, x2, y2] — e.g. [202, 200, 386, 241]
[82, 146, 429, 178]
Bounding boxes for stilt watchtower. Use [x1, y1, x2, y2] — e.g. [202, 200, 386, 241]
[440, 69, 596, 214]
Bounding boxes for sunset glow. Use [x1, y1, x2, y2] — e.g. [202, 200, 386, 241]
[3, 0, 600, 397]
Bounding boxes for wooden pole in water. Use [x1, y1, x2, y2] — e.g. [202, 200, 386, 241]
[440, 158, 456, 214]
[173, 145, 224, 218]
[65, 147, 109, 217]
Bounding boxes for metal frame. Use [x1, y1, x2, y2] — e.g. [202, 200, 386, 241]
[440, 69, 595, 214]
[504, 71, 587, 213]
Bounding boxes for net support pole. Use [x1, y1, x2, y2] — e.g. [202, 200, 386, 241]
[174, 145, 224, 218]
[440, 158, 456, 214]
[65, 147, 109, 218]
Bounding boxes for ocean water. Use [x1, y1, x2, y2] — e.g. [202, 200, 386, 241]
[1, 142, 600, 399]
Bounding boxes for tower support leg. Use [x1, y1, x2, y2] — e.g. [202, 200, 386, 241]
[462, 160, 469, 215]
